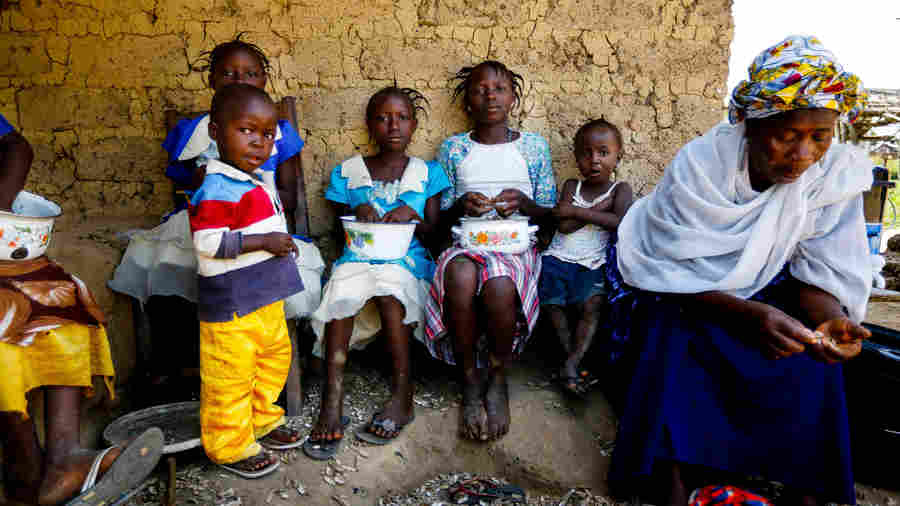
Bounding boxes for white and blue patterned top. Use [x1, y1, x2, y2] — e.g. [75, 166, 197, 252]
[325, 155, 450, 280]
[438, 131, 556, 212]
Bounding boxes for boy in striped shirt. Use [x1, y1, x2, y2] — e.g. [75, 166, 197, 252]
[189, 84, 304, 478]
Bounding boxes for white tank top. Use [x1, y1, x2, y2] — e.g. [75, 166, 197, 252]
[456, 134, 532, 218]
[544, 181, 619, 269]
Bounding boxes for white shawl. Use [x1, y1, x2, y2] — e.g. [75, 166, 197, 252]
[617, 122, 873, 322]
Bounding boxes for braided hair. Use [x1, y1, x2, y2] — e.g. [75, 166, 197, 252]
[574, 118, 624, 153]
[451, 60, 524, 112]
[366, 84, 430, 121]
[195, 33, 271, 85]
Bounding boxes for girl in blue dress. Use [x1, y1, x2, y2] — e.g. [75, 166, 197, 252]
[304, 86, 449, 459]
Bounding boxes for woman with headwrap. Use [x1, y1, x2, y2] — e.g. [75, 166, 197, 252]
[606, 36, 873, 505]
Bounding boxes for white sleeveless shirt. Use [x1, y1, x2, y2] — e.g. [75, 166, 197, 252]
[544, 181, 619, 269]
[456, 134, 532, 218]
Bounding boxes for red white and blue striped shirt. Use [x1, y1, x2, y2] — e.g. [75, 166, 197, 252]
[189, 159, 303, 322]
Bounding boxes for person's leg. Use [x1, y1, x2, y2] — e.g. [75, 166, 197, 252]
[443, 257, 486, 440]
[198, 319, 275, 470]
[664, 460, 689, 506]
[367, 295, 415, 438]
[480, 276, 519, 440]
[563, 294, 604, 385]
[251, 304, 297, 445]
[1, 411, 43, 503]
[309, 317, 353, 442]
[37, 386, 122, 505]
[545, 304, 572, 355]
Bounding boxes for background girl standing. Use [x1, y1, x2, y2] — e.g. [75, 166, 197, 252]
[108, 36, 324, 401]
[424, 61, 556, 442]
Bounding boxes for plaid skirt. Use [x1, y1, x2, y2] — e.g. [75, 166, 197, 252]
[423, 246, 542, 367]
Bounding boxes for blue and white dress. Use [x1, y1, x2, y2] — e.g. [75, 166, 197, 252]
[108, 113, 324, 320]
[310, 155, 450, 355]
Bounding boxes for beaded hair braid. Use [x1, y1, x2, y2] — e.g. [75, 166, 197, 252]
[366, 85, 430, 121]
[574, 118, 624, 153]
[194, 33, 271, 83]
[450, 61, 524, 111]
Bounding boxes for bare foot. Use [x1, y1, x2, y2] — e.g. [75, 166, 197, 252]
[260, 425, 302, 446]
[37, 447, 122, 505]
[310, 370, 345, 443]
[484, 368, 510, 440]
[369, 384, 414, 439]
[460, 371, 487, 441]
[226, 451, 278, 473]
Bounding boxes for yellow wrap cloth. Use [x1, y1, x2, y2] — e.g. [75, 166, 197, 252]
[0, 324, 115, 417]
[199, 300, 291, 464]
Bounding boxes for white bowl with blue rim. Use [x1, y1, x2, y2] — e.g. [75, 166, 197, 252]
[340, 216, 417, 261]
[0, 191, 62, 261]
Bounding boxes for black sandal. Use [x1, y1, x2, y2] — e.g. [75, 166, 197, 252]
[302, 416, 350, 461]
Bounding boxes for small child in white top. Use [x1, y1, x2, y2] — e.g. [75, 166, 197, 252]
[542, 119, 633, 398]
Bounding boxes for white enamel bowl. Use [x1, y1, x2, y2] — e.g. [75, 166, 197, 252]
[340, 216, 417, 260]
[0, 191, 62, 261]
[452, 216, 538, 255]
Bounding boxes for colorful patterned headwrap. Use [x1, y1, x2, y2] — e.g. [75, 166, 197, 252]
[728, 35, 867, 124]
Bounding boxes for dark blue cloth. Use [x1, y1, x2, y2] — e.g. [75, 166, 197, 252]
[161, 115, 305, 214]
[0, 114, 14, 137]
[606, 247, 855, 504]
[539, 255, 606, 306]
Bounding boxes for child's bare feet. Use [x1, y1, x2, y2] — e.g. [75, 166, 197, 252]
[222, 451, 279, 477]
[37, 447, 122, 505]
[484, 368, 510, 440]
[460, 369, 487, 440]
[368, 383, 414, 440]
[259, 426, 303, 449]
[310, 409, 345, 443]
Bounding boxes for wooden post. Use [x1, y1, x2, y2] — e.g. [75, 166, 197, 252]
[167, 457, 176, 506]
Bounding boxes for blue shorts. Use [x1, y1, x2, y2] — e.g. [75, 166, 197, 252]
[538, 255, 606, 307]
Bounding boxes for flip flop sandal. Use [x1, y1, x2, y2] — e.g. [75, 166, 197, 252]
[218, 451, 280, 479]
[555, 370, 597, 399]
[302, 415, 350, 461]
[449, 478, 527, 504]
[259, 425, 304, 450]
[65, 427, 164, 506]
[355, 412, 416, 445]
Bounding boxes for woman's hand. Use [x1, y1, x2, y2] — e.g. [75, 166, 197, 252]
[382, 205, 422, 223]
[354, 203, 380, 223]
[805, 317, 871, 363]
[263, 232, 298, 257]
[494, 189, 527, 217]
[745, 300, 817, 360]
[461, 192, 494, 217]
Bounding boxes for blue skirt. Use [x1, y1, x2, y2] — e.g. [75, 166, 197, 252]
[606, 250, 855, 504]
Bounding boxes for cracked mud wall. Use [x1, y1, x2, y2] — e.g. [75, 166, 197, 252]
[1, 0, 732, 381]
[2, 0, 733, 233]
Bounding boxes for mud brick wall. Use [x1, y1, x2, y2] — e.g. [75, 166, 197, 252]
[1, 0, 733, 382]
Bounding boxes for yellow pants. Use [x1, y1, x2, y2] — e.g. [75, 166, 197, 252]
[199, 301, 291, 464]
[0, 324, 115, 418]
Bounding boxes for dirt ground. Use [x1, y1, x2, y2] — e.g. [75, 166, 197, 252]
[2, 314, 899, 505]
[99, 340, 900, 506]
